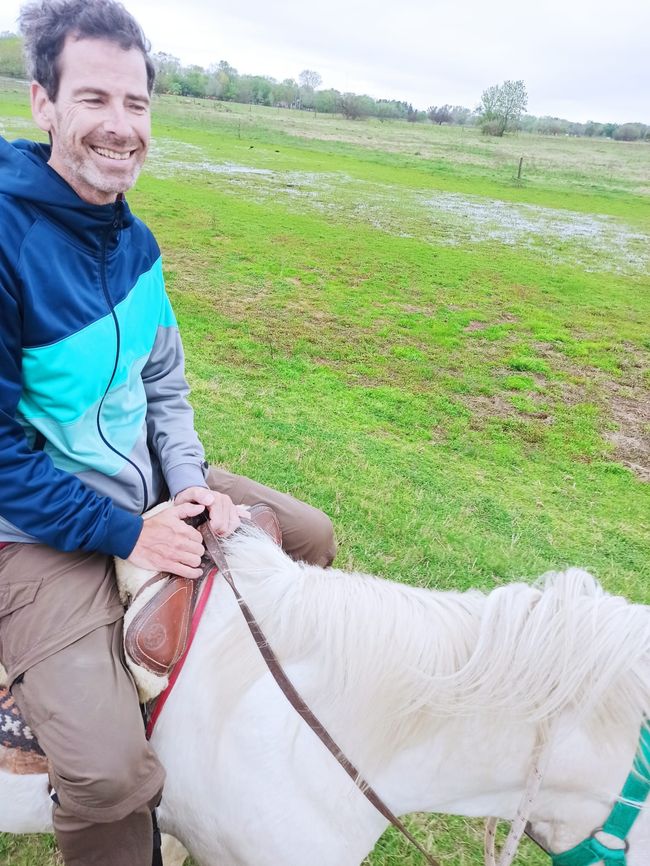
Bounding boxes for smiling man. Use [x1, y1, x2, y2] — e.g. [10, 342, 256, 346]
[0, 1, 335, 864]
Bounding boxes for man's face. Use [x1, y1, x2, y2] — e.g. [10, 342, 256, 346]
[31, 36, 151, 206]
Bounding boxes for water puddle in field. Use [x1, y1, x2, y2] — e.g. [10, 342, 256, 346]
[147, 138, 272, 177]
[146, 137, 649, 275]
[417, 191, 649, 273]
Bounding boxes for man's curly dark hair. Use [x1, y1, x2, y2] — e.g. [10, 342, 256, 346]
[19, 0, 155, 100]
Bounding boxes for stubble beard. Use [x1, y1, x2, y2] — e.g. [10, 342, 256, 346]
[53, 127, 147, 204]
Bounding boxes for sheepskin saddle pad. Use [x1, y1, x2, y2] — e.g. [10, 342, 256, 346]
[116, 503, 282, 704]
[0, 686, 48, 775]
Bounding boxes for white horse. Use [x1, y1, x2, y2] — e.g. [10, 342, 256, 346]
[1, 529, 649, 865]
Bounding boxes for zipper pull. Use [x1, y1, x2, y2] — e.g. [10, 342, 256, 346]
[112, 199, 124, 231]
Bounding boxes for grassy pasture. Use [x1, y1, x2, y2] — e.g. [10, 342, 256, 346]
[0, 78, 648, 865]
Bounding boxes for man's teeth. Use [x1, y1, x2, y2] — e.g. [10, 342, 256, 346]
[92, 146, 132, 160]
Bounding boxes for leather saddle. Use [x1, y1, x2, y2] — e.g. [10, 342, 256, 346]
[124, 504, 281, 686]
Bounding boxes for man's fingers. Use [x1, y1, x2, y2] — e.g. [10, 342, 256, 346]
[173, 500, 207, 520]
[169, 563, 203, 580]
[211, 509, 241, 537]
[175, 487, 215, 508]
[148, 545, 203, 577]
[173, 538, 204, 559]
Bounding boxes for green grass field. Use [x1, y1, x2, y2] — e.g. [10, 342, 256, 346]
[1, 78, 648, 865]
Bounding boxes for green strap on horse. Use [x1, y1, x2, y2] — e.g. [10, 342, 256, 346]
[551, 724, 650, 866]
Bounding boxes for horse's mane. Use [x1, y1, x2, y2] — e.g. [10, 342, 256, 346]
[208, 531, 649, 767]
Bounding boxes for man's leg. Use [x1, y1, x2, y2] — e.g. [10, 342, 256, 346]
[206, 466, 336, 566]
[12, 622, 165, 866]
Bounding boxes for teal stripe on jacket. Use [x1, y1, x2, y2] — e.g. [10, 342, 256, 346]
[17, 257, 178, 476]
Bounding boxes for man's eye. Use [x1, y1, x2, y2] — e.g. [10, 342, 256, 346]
[129, 103, 147, 113]
[83, 98, 102, 105]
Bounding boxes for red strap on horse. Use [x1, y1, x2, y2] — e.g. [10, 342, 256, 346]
[145, 565, 217, 738]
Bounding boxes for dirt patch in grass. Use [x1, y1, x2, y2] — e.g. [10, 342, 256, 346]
[399, 304, 439, 317]
[465, 394, 517, 425]
[531, 342, 650, 480]
[603, 381, 650, 482]
[465, 314, 519, 332]
[458, 329, 650, 481]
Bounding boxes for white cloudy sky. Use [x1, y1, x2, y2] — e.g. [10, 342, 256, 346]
[2, 0, 648, 123]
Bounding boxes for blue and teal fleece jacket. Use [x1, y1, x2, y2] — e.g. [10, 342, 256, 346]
[0, 137, 207, 558]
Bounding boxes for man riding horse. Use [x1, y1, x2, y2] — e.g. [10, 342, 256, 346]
[0, 1, 336, 863]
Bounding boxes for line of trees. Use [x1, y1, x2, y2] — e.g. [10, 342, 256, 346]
[0, 33, 648, 141]
[152, 52, 419, 121]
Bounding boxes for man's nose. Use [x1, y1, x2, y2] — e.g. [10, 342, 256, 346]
[102, 103, 133, 140]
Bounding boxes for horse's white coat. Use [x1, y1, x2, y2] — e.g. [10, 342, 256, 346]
[0, 771, 52, 833]
[1, 531, 648, 866]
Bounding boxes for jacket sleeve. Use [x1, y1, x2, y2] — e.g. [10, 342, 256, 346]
[141, 286, 207, 498]
[0, 250, 143, 559]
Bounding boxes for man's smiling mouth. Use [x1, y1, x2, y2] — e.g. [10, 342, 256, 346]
[90, 145, 135, 161]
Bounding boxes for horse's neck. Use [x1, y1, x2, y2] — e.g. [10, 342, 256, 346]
[368, 715, 540, 817]
[194, 554, 641, 824]
[178, 572, 534, 817]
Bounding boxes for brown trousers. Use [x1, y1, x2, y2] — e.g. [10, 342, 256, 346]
[0, 467, 336, 865]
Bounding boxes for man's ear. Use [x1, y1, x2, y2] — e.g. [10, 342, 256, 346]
[31, 81, 55, 133]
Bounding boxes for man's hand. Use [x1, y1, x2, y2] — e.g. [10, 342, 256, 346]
[128, 501, 206, 578]
[174, 486, 249, 538]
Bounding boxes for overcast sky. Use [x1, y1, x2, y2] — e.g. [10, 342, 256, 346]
[2, 0, 649, 123]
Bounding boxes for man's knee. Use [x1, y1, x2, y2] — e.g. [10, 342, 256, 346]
[52, 733, 164, 823]
[206, 464, 337, 566]
[300, 509, 337, 567]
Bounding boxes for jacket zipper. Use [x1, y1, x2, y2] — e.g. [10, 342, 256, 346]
[95, 202, 150, 513]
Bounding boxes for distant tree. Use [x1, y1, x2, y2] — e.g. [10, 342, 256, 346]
[298, 69, 322, 90]
[450, 105, 472, 125]
[518, 114, 537, 133]
[613, 123, 644, 141]
[427, 104, 452, 124]
[478, 79, 527, 136]
[375, 99, 408, 120]
[374, 99, 395, 119]
[205, 60, 238, 100]
[601, 122, 618, 138]
[584, 121, 604, 137]
[536, 115, 568, 136]
[233, 76, 254, 104]
[152, 52, 180, 94]
[282, 77, 300, 107]
[0, 33, 26, 79]
[567, 121, 585, 137]
[406, 103, 420, 123]
[313, 88, 340, 113]
[180, 65, 208, 98]
[339, 92, 373, 119]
